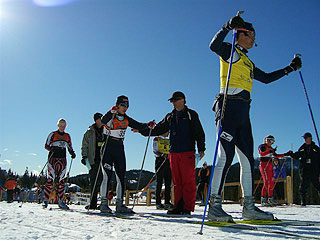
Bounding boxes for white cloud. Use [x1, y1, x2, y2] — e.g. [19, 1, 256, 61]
[0, 159, 12, 165]
[27, 153, 37, 156]
[14, 150, 20, 153]
[3, 148, 8, 152]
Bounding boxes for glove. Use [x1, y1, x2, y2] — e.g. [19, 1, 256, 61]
[81, 157, 87, 166]
[225, 15, 245, 30]
[147, 121, 156, 129]
[110, 106, 118, 114]
[289, 56, 302, 71]
[269, 149, 275, 154]
[71, 152, 76, 159]
[284, 150, 293, 156]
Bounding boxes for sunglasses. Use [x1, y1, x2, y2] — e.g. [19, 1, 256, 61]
[119, 103, 128, 108]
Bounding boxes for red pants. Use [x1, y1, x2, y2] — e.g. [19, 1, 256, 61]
[259, 161, 274, 197]
[169, 151, 196, 212]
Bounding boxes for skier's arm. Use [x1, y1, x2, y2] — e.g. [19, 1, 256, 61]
[253, 66, 294, 84]
[81, 130, 90, 159]
[139, 115, 170, 137]
[101, 111, 113, 125]
[192, 112, 206, 153]
[44, 132, 54, 151]
[127, 116, 149, 132]
[67, 134, 76, 158]
[209, 27, 233, 61]
[258, 144, 273, 156]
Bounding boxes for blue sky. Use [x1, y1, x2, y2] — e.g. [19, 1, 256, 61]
[0, 0, 319, 177]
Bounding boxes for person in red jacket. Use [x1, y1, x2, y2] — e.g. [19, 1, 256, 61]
[5, 177, 18, 203]
[258, 135, 291, 206]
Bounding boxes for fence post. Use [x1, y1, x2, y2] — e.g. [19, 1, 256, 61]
[146, 188, 151, 206]
[125, 190, 130, 206]
[286, 176, 293, 204]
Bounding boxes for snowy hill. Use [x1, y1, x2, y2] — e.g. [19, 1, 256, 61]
[1, 202, 320, 240]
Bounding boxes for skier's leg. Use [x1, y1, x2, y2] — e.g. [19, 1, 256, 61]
[169, 152, 183, 209]
[180, 151, 196, 213]
[43, 160, 55, 207]
[155, 157, 164, 207]
[235, 118, 273, 220]
[100, 146, 113, 214]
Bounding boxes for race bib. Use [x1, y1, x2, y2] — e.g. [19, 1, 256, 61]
[110, 129, 126, 139]
[157, 138, 170, 154]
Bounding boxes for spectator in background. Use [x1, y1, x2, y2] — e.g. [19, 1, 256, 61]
[197, 162, 210, 206]
[5, 177, 17, 203]
[81, 112, 104, 210]
[273, 158, 287, 200]
[290, 132, 320, 206]
[152, 132, 173, 210]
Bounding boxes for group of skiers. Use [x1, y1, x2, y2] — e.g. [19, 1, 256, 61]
[39, 13, 320, 222]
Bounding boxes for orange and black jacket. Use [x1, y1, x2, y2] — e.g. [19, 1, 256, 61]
[45, 130, 74, 158]
[101, 111, 149, 142]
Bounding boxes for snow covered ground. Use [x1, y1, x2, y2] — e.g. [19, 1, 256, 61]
[1, 201, 320, 240]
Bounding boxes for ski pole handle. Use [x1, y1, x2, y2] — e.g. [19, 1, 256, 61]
[237, 10, 244, 17]
[294, 53, 302, 59]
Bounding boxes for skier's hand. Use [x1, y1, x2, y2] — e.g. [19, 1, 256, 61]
[225, 15, 245, 30]
[199, 151, 205, 160]
[147, 121, 156, 129]
[269, 149, 275, 154]
[110, 106, 118, 114]
[289, 56, 302, 71]
[71, 152, 76, 159]
[284, 150, 293, 157]
[81, 157, 87, 166]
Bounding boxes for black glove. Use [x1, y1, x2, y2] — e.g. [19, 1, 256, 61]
[81, 157, 87, 166]
[269, 149, 275, 154]
[225, 16, 245, 30]
[289, 57, 302, 71]
[71, 152, 76, 159]
[284, 150, 293, 156]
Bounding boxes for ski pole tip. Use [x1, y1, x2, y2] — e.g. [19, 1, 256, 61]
[197, 231, 203, 235]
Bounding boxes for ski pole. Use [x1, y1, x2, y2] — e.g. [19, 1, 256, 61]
[132, 120, 155, 210]
[135, 156, 168, 204]
[87, 114, 116, 212]
[295, 54, 320, 146]
[198, 10, 244, 235]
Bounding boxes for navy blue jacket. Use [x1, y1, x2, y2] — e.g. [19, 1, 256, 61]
[140, 106, 205, 153]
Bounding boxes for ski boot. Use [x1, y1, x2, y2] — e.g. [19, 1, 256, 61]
[242, 196, 274, 220]
[207, 194, 233, 222]
[116, 199, 134, 214]
[42, 199, 48, 208]
[100, 197, 112, 214]
[164, 203, 174, 210]
[58, 199, 69, 210]
[167, 199, 184, 215]
[301, 194, 307, 206]
[261, 197, 270, 207]
[268, 197, 281, 207]
[156, 204, 165, 210]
